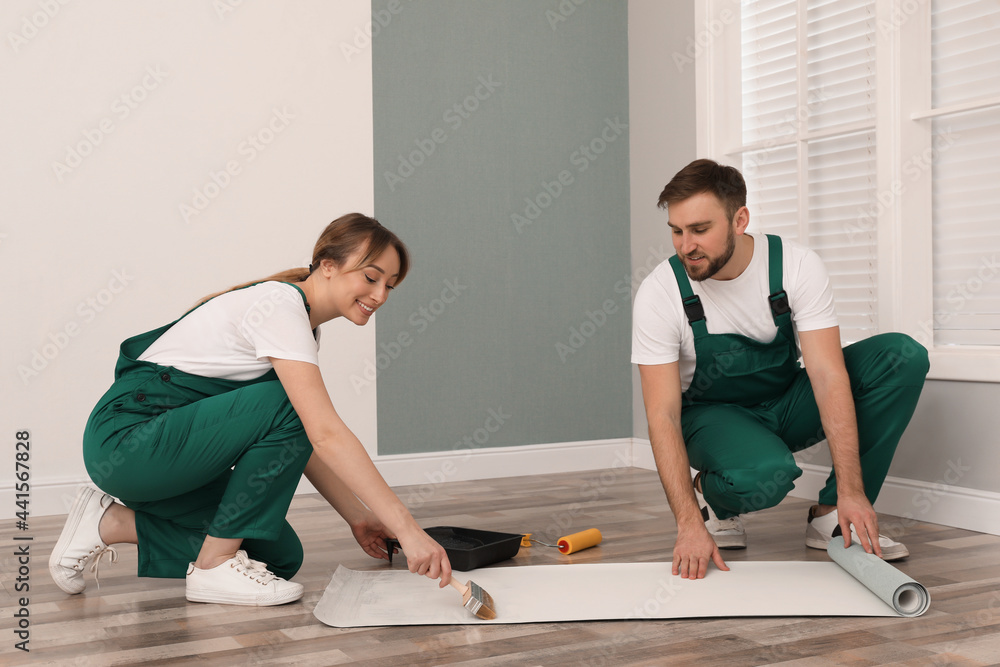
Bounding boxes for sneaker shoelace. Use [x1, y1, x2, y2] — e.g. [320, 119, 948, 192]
[76, 545, 119, 590]
[246, 555, 270, 573]
[711, 517, 742, 532]
[231, 550, 277, 585]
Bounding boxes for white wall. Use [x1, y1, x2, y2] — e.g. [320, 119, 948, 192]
[1, 0, 378, 516]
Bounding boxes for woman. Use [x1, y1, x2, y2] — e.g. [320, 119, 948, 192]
[49, 213, 451, 606]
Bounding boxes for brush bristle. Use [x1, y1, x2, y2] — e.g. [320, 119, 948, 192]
[466, 581, 497, 620]
[476, 590, 497, 620]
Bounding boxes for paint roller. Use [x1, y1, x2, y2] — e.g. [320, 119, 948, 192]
[521, 528, 603, 554]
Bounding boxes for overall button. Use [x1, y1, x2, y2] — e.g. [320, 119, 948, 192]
[136, 393, 146, 402]
[161, 373, 170, 382]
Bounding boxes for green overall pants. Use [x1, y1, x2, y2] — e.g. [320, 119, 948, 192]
[82, 285, 314, 579]
[673, 235, 929, 520]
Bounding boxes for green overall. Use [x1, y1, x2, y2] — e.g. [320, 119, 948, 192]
[82, 284, 314, 579]
[671, 235, 929, 520]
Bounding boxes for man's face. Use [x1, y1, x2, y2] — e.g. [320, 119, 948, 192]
[668, 192, 739, 281]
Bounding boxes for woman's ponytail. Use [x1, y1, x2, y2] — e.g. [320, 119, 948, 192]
[192, 213, 409, 309]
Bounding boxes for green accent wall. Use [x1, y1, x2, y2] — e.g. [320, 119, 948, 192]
[373, 0, 631, 455]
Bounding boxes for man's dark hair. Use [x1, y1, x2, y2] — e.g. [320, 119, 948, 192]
[657, 159, 747, 222]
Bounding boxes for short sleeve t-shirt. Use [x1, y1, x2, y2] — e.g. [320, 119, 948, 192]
[139, 282, 320, 381]
[631, 233, 838, 392]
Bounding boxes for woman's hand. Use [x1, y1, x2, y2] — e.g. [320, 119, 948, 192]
[274, 359, 452, 584]
[350, 513, 395, 561]
[396, 526, 452, 587]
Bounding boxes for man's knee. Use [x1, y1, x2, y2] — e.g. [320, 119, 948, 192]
[731, 459, 802, 514]
[883, 332, 930, 381]
[849, 332, 929, 385]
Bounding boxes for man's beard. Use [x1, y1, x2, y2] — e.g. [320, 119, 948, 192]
[685, 224, 736, 282]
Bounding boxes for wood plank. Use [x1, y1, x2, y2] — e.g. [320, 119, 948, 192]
[2, 468, 998, 665]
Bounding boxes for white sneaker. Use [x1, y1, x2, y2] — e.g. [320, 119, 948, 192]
[806, 507, 909, 561]
[186, 550, 303, 606]
[696, 482, 746, 549]
[49, 486, 119, 594]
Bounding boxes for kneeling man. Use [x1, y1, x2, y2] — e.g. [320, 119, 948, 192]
[632, 159, 929, 579]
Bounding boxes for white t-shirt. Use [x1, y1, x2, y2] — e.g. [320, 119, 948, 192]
[631, 233, 838, 391]
[139, 282, 320, 381]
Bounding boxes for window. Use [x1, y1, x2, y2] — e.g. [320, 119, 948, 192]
[697, 0, 1000, 380]
[927, 0, 1000, 348]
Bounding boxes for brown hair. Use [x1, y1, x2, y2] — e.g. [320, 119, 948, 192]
[194, 213, 410, 307]
[657, 159, 747, 222]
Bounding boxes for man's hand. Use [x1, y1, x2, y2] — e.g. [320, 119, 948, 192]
[835, 494, 882, 558]
[672, 526, 730, 579]
[350, 513, 395, 561]
[639, 364, 730, 579]
[799, 329, 881, 557]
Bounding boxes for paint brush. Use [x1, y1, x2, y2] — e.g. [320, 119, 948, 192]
[449, 578, 497, 620]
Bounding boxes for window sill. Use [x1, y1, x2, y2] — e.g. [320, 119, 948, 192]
[928, 348, 1000, 383]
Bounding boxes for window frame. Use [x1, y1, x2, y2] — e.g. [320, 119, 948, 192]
[696, 0, 1000, 382]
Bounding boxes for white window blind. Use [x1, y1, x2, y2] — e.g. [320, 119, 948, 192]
[808, 130, 877, 339]
[930, 0, 1000, 346]
[741, 0, 878, 343]
[742, 0, 798, 145]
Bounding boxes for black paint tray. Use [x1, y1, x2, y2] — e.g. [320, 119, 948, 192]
[385, 526, 522, 571]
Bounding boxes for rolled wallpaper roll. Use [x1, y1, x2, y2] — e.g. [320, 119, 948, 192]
[827, 541, 930, 617]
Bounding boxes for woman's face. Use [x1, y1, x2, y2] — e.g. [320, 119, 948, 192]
[323, 244, 401, 325]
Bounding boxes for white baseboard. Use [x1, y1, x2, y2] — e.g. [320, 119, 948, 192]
[372, 438, 635, 488]
[633, 438, 999, 536]
[11, 439, 999, 537]
[631, 439, 657, 470]
[3, 477, 93, 519]
[791, 463, 1000, 536]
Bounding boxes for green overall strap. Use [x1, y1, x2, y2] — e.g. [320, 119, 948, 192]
[282, 282, 317, 338]
[668, 255, 709, 338]
[282, 282, 311, 314]
[766, 234, 792, 328]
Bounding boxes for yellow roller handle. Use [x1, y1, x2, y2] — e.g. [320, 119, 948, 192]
[557, 528, 602, 554]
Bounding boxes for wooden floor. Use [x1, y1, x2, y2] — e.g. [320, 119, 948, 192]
[3, 468, 1000, 666]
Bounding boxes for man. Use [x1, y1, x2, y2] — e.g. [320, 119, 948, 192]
[632, 159, 928, 579]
